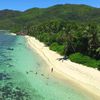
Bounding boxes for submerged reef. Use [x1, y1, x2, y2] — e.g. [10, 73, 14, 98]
[0, 82, 31, 100]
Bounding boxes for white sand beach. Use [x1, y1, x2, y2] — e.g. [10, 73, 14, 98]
[25, 35, 100, 99]
[10, 33, 16, 35]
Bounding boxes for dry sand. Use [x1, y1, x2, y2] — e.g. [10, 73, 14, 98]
[25, 35, 100, 99]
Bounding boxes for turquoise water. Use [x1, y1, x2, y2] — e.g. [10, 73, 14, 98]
[0, 33, 93, 100]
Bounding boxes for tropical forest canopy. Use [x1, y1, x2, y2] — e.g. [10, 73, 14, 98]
[0, 4, 100, 68]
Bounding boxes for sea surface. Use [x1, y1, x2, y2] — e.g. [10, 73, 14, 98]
[0, 32, 93, 100]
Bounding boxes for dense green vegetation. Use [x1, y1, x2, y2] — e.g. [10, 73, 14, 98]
[27, 20, 100, 69]
[0, 4, 100, 69]
[69, 53, 100, 68]
[27, 20, 100, 58]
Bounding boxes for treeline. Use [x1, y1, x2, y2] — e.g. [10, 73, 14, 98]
[27, 20, 100, 59]
[26, 20, 100, 69]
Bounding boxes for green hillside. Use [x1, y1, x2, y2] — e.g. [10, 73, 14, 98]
[0, 4, 100, 31]
[0, 4, 100, 69]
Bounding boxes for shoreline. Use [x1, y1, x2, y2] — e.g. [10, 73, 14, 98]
[10, 33, 16, 35]
[25, 35, 100, 99]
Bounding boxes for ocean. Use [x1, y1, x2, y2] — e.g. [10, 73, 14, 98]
[0, 32, 93, 100]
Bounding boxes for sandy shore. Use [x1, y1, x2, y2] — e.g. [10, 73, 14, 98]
[10, 33, 16, 35]
[25, 35, 100, 99]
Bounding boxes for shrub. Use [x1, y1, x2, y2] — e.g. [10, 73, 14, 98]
[69, 53, 100, 68]
[50, 42, 64, 55]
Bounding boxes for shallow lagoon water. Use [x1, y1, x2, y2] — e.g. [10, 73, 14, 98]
[0, 33, 93, 100]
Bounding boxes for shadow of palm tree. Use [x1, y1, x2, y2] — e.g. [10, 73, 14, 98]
[57, 55, 68, 62]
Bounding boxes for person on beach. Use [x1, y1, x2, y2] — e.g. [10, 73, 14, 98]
[51, 68, 53, 72]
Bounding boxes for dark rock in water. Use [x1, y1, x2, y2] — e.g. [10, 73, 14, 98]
[30, 70, 33, 73]
[0, 82, 31, 100]
[37, 63, 40, 66]
[0, 73, 11, 80]
[41, 74, 44, 76]
[26, 71, 29, 74]
[0, 54, 7, 58]
[6, 58, 12, 61]
[0, 58, 12, 62]
[47, 77, 49, 79]
[7, 64, 14, 67]
[18, 43, 22, 45]
[7, 48, 14, 51]
[6, 63, 14, 67]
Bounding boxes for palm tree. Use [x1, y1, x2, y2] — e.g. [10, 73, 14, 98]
[63, 23, 76, 56]
[86, 23, 100, 58]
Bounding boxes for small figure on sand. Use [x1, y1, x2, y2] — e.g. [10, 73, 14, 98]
[51, 68, 53, 72]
